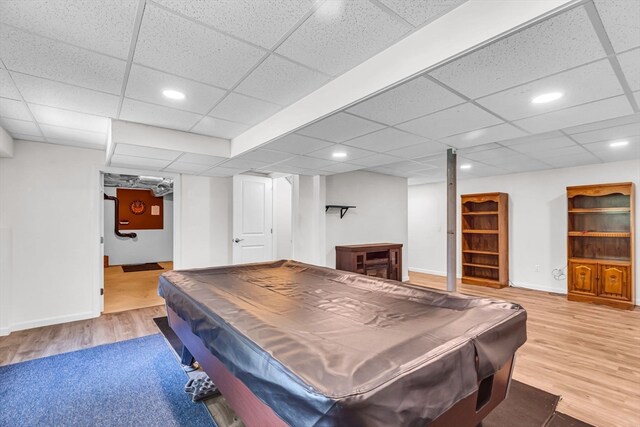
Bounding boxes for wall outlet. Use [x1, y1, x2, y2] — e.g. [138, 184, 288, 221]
[535, 264, 541, 272]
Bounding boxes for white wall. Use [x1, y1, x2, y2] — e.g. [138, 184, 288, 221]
[274, 177, 292, 260]
[178, 174, 232, 269]
[0, 141, 104, 335]
[103, 187, 173, 265]
[292, 175, 326, 265]
[325, 171, 409, 281]
[408, 159, 640, 303]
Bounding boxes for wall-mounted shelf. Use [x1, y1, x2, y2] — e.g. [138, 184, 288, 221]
[326, 205, 356, 219]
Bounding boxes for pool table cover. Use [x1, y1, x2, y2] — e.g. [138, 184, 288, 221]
[158, 260, 526, 426]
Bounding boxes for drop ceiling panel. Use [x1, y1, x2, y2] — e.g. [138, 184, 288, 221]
[0, 0, 139, 59]
[513, 96, 633, 134]
[429, 6, 605, 98]
[125, 65, 226, 114]
[384, 160, 435, 172]
[0, 97, 31, 121]
[262, 133, 334, 155]
[571, 122, 640, 145]
[29, 104, 109, 133]
[133, 4, 265, 88]
[277, 155, 334, 170]
[0, 69, 21, 100]
[40, 124, 106, 146]
[110, 154, 173, 170]
[305, 144, 376, 162]
[178, 153, 226, 166]
[0, 26, 126, 94]
[456, 142, 502, 154]
[218, 158, 266, 170]
[563, 113, 640, 135]
[396, 103, 502, 139]
[11, 73, 120, 117]
[441, 123, 527, 149]
[378, 0, 468, 27]
[297, 112, 385, 143]
[163, 161, 212, 174]
[508, 136, 577, 154]
[235, 55, 329, 106]
[617, 48, 640, 91]
[317, 162, 364, 174]
[526, 144, 590, 160]
[346, 77, 465, 125]
[593, 0, 640, 53]
[201, 166, 248, 177]
[191, 116, 249, 139]
[235, 148, 293, 164]
[0, 117, 40, 136]
[257, 164, 307, 175]
[276, 0, 410, 76]
[343, 127, 428, 152]
[462, 147, 519, 162]
[582, 134, 640, 155]
[120, 99, 202, 132]
[114, 143, 183, 161]
[209, 93, 281, 126]
[153, 0, 314, 49]
[543, 152, 601, 168]
[349, 153, 403, 167]
[476, 60, 624, 120]
[384, 140, 449, 158]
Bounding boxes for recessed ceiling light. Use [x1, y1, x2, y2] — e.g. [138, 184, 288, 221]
[460, 164, 472, 170]
[317, 0, 344, 19]
[162, 89, 185, 100]
[332, 151, 347, 158]
[609, 140, 629, 148]
[531, 92, 563, 104]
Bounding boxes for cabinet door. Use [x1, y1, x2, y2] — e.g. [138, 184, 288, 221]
[568, 261, 597, 295]
[598, 264, 630, 301]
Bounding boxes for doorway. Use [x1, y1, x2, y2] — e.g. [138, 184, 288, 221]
[102, 173, 174, 314]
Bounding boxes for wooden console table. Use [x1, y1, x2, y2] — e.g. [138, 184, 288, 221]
[336, 243, 403, 281]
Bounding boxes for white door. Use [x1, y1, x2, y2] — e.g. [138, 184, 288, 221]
[232, 175, 273, 264]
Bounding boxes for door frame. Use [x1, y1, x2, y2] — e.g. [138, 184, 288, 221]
[93, 165, 181, 317]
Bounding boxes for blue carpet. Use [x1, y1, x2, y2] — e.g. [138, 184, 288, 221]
[0, 334, 215, 427]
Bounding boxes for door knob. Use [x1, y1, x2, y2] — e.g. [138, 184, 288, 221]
[233, 238, 244, 243]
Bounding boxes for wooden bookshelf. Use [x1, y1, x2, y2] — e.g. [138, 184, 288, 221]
[461, 193, 509, 288]
[567, 182, 635, 310]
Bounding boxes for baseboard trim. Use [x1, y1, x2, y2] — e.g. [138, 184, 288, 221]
[1, 311, 98, 336]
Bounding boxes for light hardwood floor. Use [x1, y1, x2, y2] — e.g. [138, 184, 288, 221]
[1, 273, 638, 427]
[103, 261, 172, 313]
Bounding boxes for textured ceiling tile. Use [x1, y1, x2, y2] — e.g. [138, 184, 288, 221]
[209, 92, 281, 125]
[571, 122, 640, 144]
[153, 0, 314, 49]
[476, 60, 624, 120]
[343, 127, 427, 152]
[0, 97, 31, 121]
[40, 124, 106, 146]
[235, 148, 293, 164]
[163, 161, 212, 174]
[110, 154, 172, 170]
[441, 123, 527, 149]
[593, 0, 640, 53]
[235, 55, 329, 106]
[384, 140, 449, 158]
[513, 96, 634, 134]
[508, 136, 577, 155]
[522, 144, 588, 160]
[349, 153, 402, 167]
[0, 25, 126, 94]
[201, 166, 248, 177]
[0, 69, 21, 100]
[120, 98, 202, 132]
[114, 143, 183, 160]
[543, 152, 601, 167]
[462, 147, 519, 162]
[29, 104, 109, 133]
[347, 77, 465, 125]
[191, 116, 249, 139]
[276, 0, 410, 76]
[278, 155, 334, 170]
[11, 72, 120, 117]
[178, 153, 227, 166]
[617, 48, 640, 91]
[262, 133, 334, 155]
[220, 158, 269, 169]
[429, 6, 605, 98]
[297, 112, 385, 143]
[582, 134, 640, 157]
[396, 103, 502, 139]
[0, 117, 40, 136]
[134, 4, 264, 88]
[125, 65, 226, 114]
[378, 0, 468, 27]
[256, 164, 307, 175]
[0, 0, 139, 59]
[305, 144, 376, 162]
[563, 112, 640, 134]
[319, 162, 364, 173]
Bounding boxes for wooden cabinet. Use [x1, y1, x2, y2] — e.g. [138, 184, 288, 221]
[461, 193, 509, 288]
[567, 183, 635, 309]
[335, 243, 403, 281]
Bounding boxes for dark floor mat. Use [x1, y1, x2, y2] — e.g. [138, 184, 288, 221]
[153, 316, 183, 355]
[121, 262, 164, 272]
[546, 412, 594, 427]
[481, 380, 559, 427]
